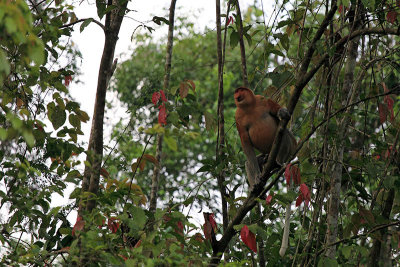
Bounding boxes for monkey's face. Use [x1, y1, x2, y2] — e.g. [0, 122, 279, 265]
[234, 87, 255, 107]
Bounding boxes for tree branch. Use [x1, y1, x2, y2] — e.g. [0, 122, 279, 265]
[60, 18, 105, 32]
[317, 221, 400, 256]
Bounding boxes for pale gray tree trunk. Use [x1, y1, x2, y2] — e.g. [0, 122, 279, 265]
[148, 0, 177, 214]
[325, 4, 361, 257]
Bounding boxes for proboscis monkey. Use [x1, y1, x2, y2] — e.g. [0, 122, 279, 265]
[234, 87, 296, 188]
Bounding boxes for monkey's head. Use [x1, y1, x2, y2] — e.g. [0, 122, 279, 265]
[234, 87, 255, 108]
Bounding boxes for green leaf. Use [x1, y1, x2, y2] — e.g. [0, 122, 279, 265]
[230, 30, 239, 49]
[183, 196, 194, 206]
[29, 40, 45, 65]
[152, 16, 169, 25]
[22, 131, 35, 147]
[317, 257, 338, 267]
[361, 0, 375, 10]
[164, 135, 177, 151]
[280, 34, 289, 51]
[0, 129, 6, 140]
[80, 18, 93, 33]
[5, 17, 17, 34]
[125, 259, 136, 266]
[96, 0, 107, 19]
[69, 114, 81, 129]
[197, 165, 213, 173]
[244, 33, 252, 46]
[130, 206, 147, 229]
[66, 170, 81, 183]
[293, 9, 306, 22]
[0, 49, 10, 75]
[77, 110, 90, 122]
[341, 246, 352, 259]
[59, 228, 71, 235]
[47, 102, 66, 130]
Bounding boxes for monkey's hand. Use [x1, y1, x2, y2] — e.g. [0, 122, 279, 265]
[257, 154, 268, 169]
[277, 108, 291, 121]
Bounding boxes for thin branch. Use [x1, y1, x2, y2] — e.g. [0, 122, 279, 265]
[317, 221, 400, 256]
[60, 18, 105, 32]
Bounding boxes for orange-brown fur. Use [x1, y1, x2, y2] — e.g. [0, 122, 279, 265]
[234, 87, 296, 188]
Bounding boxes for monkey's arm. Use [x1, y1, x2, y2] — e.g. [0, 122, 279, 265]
[265, 99, 282, 118]
[237, 122, 261, 189]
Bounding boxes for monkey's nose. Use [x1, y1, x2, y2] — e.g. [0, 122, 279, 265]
[236, 95, 243, 102]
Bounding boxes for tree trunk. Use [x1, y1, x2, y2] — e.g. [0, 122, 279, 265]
[235, 0, 249, 87]
[368, 189, 395, 267]
[148, 0, 177, 215]
[215, 0, 228, 233]
[79, 0, 127, 214]
[325, 3, 361, 257]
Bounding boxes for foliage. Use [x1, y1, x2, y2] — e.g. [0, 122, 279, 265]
[0, 0, 85, 264]
[1, 0, 400, 266]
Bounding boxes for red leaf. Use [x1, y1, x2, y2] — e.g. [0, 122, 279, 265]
[176, 221, 184, 236]
[228, 16, 234, 25]
[208, 213, 217, 231]
[299, 183, 311, 206]
[134, 239, 142, 248]
[194, 233, 204, 242]
[295, 194, 303, 207]
[292, 165, 301, 185]
[179, 82, 189, 99]
[387, 10, 398, 24]
[152, 92, 160, 105]
[284, 164, 301, 186]
[384, 96, 395, 121]
[158, 104, 167, 125]
[100, 167, 109, 178]
[379, 103, 388, 124]
[203, 213, 217, 240]
[385, 95, 394, 110]
[266, 195, 273, 205]
[64, 75, 72, 86]
[203, 222, 212, 240]
[107, 217, 120, 233]
[284, 163, 292, 185]
[160, 90, 167, 102]
[72, 216, 85, 237]
[186, 80, 196, 92]
[338, 5, 343, 14]
[240, 225, 257, 253]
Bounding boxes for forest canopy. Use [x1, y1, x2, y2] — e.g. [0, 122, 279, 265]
[1, 0, 400, 266]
